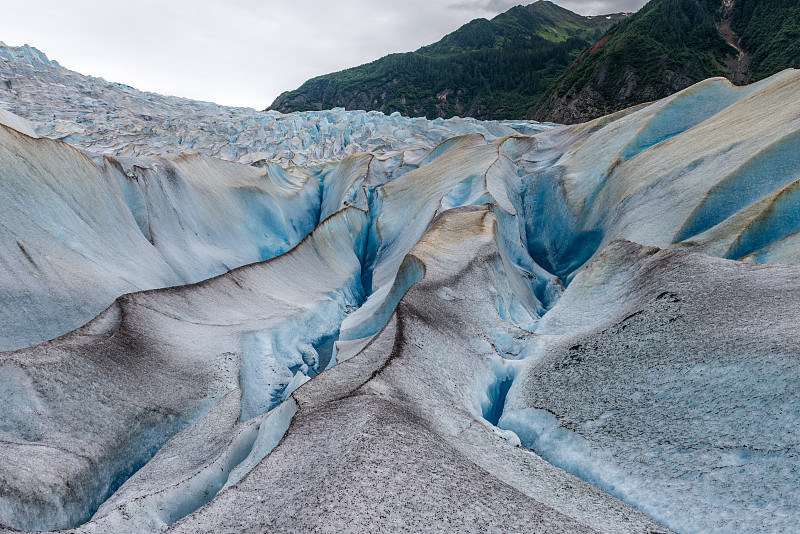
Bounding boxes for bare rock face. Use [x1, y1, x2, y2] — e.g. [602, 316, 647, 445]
[531, 82, 613, 125]
[0, 58, 799, 533]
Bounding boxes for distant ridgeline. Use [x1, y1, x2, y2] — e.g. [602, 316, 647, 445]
[268, 0, 800, 124]
[267, 1, 628, 120]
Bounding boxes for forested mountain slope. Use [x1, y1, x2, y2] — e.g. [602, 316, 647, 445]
[533, 0, 800, 123]
[268, 2, 627, 120]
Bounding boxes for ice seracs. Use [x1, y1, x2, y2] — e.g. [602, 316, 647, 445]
[0, 42, 553, 167]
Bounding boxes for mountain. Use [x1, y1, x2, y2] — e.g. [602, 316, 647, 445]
[267, 2, 629, 120]
[270, 0, 800, 124]
[533, 0, 800, 123]
[1, 59, 800, 533]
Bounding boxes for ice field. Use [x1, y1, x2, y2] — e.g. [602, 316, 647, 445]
[1, 41, 799, 533]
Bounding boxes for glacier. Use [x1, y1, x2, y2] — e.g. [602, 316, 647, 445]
[0, 41, 799, 533]
[0, 42, 551, 167]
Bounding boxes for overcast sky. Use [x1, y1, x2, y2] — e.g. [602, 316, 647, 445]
[0, 0, 648, 110]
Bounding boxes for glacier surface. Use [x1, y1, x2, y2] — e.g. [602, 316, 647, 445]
[0, 43, 799, 533]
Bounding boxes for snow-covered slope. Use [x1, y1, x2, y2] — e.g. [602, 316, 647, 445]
[0, 47, 799, 533]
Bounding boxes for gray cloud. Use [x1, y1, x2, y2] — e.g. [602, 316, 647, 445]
[447, 0, 523, 12]
[556, 0, 646, 14]
[0, 0, 646, 109]
[448, 0, 644, 14]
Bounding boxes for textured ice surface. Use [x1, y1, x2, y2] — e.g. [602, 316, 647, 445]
[0, 125, 322, 350]
[166, 207, 667, 534]
[0, 207, 366, 532]
[501, 241, 800, 533]
[0, 55, 799, 533]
